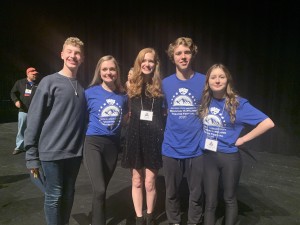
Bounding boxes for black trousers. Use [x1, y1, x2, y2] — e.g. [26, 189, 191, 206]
[203, 151, 242, 225]
[163, 155, 204, 224]
[83, 136, 119, 225]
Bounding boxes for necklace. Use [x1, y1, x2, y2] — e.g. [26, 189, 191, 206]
[58, 71, 78, 96]
[67, 77, 78, 96]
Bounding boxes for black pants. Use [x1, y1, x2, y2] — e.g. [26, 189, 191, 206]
[163, 155, 204, 224]
[203, 151, 242, 225]
[84, 136, 119, 225]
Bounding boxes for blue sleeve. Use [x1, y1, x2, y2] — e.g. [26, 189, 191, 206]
[238, 98, 268, 126]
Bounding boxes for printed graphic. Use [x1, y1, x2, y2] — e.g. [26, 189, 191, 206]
[203, 106, 227, 138]
[98, 99, 122, 129]
[169, 88, 198, 119]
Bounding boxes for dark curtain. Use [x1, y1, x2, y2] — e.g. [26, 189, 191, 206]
[1, 1, 299, 155]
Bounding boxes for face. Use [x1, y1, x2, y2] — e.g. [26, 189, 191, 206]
[61, 44, 83, 70]
[128, 69, 133, 81]
[141, 52, 155, 75]
[208, 67, 228, 97]
[27, 72, 38, 82]
[173, 45, 192, 71]
[100, 59, 117, 84]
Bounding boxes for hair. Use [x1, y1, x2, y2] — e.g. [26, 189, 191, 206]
[127, 48, 163, 98]
[125, 67, 134, 90]
[89, 55, 125, 93]
[128, 67, 134, 79]
[166, 37, 198, 63]
[198, 63, 239, 124]
[63, 37, 84, 54]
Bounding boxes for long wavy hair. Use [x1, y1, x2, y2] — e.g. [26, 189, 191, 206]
[127, 48, 163, 98]
[199, 64, 239, 123]
[88, 55, 125, 93]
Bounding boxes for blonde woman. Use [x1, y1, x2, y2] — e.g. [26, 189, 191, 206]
[84, 55, 128, 225]
[121, 48, 165, 225]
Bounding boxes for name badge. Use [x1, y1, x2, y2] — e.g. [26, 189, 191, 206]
[140, 110, 153, 121]
[205, 138, 218, 152]
[24, 88, 32, 96]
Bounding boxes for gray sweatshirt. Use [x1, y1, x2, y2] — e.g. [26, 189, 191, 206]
[25, 73, 87, 169]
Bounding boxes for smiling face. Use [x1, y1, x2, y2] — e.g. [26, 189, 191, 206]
[100, 59, 118, 85]
[208, 67, 228, 98]
[61, 44, 84, 71]
[141, 52, 155, 75]
[173, 44, 192, 72]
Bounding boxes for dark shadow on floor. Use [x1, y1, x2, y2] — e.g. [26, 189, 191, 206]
[0, 173, 29, 189]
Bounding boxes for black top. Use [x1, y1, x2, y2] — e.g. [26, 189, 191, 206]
[10, 78, 38, 112]
[121, 94, 165, 170]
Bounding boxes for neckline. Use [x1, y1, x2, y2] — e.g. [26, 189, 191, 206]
[58, 70, 76, 79]
[101, 83, 116, 93]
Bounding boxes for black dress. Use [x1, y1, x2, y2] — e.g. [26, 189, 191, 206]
[121, 94, 165, 170]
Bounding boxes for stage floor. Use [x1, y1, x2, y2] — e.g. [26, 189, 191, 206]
[0, 122, 299, 225]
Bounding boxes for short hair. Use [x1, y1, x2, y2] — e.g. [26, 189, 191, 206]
[63, 37, 84, 54]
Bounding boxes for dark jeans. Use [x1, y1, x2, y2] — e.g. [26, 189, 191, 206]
[83, 136, 119, 225]
[163, 155, 204, 224]
[203, 151, 242, 225]
[41, 157, 82, 225]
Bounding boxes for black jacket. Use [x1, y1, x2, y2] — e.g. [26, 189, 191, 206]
[10, 78, 38, 112]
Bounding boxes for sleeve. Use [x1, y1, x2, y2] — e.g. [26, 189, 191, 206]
[239, 99, 268, 126]
[25, 80, 50, 169]
[10, 81, 20, 103]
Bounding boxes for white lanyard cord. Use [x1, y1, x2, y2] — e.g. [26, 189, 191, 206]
[141, 96, 154, 112]
[212, 99, 226, 140]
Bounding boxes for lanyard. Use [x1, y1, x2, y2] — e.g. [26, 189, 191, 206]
[211, 99, 226, 140]
[140, 96, 154, 112]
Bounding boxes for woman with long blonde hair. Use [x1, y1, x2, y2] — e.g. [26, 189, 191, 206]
[121, 48, 165, 225]
[84, 55, 128, 225]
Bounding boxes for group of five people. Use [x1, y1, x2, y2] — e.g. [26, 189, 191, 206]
[22, 36, 274, 225]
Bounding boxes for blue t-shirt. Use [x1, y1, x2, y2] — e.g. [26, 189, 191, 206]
[85, 85, 128, 137]
[201, 97, 268, 153]
[162, 72, 206, 158]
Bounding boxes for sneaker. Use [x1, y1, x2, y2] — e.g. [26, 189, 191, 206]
[12, 149, 24, 155]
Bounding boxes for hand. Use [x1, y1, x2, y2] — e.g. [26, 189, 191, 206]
[235, 137, 245, 147]
[15, 101, 21, 108]
[30, 168, 39, 178]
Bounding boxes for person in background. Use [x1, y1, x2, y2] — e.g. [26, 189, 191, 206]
[120, 66, 134, 152]
[121, 48, 165, 225]
[162, 37, 206, 225]
[125, 67, 134, 90]
[25, 37, 87, 225]
[84, 55, 128, 225]
[198, 63, 275, 225]
[10, 67, 39, 155]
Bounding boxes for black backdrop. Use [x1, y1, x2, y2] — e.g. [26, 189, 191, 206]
[1, 1, 299, 155]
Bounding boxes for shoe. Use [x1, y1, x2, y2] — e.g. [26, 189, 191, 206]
[145, 212, 155, 225]
[12, 149, 24, 155]
[136, 216, 145, 225]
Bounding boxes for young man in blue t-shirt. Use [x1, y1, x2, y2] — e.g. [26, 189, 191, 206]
[162, 37, 206, 225]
